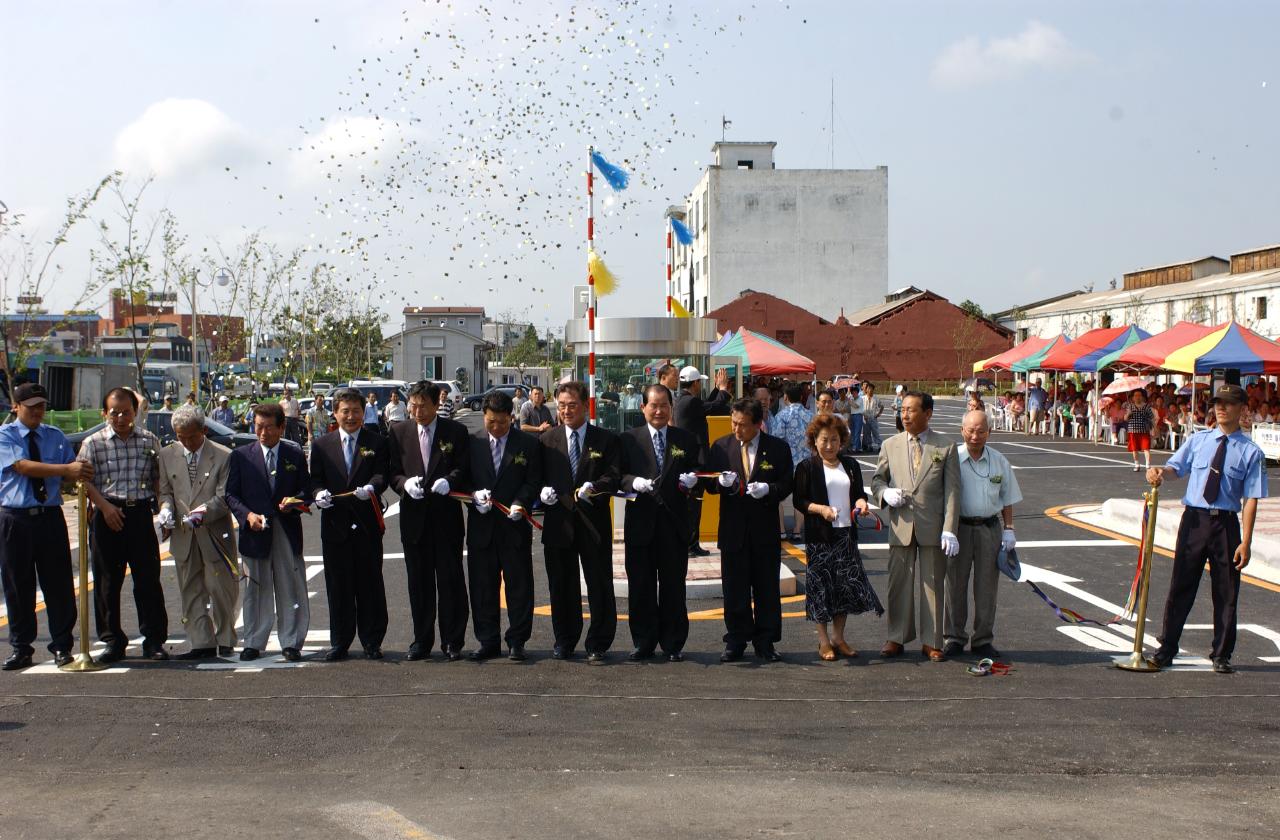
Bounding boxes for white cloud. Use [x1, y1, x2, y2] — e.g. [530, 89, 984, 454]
[931, 21, 1090, 89]
[290, 115, 418, 185]
[114, 98, 256, 177]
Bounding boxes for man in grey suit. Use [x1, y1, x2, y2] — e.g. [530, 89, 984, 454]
[870, 391, 961, 661]
[157, 405, 239, 660]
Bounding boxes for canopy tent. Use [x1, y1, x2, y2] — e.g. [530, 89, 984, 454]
[709, 327, 817, 376]
[1037, 325, 1151, 372]
[1010, 334, 1073, 373]
[1158, 321, 1280, 375]
[974, 335, 1061, 373]
[1097, 321, 1218, 373]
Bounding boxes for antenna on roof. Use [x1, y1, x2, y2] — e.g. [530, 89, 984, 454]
[721, 115, 732, 141]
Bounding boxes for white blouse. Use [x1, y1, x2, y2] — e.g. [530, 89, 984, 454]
[822, 462, 853, 528]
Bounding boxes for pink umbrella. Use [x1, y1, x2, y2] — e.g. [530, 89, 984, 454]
[1102, 375, 1152, 397]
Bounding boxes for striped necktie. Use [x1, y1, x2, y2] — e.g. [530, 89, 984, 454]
[569, 427, 581, 478]
[186, 449, 199, 484]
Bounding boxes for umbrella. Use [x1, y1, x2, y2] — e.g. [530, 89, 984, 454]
[709, 327, 816, 376]
[1038, 325, 1151, 372]
[960, 377, 995, 391]
[1102, 376, 1152, 397]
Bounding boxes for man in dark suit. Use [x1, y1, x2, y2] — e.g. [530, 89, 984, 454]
[538, 381, 621, 665]
[310, 387, 391, 661]
[465, 390, 542, 661]
[620, 384, 702, 661]
[226, 403, 313, 662]
[672, 365, 730, 557]
[388, 381, 471, 661]
[707, 397, 794, 662]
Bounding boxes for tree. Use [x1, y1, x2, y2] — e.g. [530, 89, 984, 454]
[958, 299, 987, 320]
[503, 323, 541, 381]
[952, 311, 988, 380]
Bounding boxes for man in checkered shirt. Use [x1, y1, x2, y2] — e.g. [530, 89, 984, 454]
[78, 387, 168, 663]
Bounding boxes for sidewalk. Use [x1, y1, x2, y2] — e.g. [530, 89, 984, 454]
[1059, 497, 1280, 587]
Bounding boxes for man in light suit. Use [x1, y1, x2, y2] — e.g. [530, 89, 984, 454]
[157, 406, 239, 660]
[870, 390, 961, 661]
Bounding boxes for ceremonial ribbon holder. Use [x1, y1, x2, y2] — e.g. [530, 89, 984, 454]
[1114, 485, 1161, 672]
[60, 484, 107, 672]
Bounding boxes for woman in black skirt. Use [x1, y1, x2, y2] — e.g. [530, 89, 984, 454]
[792, 413, 884, 660]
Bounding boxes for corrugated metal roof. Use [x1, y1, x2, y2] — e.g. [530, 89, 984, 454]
[1124, 255, 1225, 274]
[1020, 267, 1280, 318]
[845, 291, 930, 325]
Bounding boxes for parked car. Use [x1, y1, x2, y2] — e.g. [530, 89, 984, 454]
[67, 413, 259, 455]
[432, 380, 464, 412]
[463, 384, 522, 412]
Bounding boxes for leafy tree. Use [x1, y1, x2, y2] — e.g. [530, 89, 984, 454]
[503, 323, 541, 379]
[958, 299, 987, 320]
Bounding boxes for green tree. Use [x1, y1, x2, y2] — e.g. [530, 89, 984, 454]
[503, 323, 541, 379]
[958, 299, 987, 320]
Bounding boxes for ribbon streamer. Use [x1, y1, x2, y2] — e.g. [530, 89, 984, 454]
[590, 149, 630, 191]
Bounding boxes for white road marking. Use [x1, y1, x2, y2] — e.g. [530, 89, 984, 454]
[997, 440, 1136, 466]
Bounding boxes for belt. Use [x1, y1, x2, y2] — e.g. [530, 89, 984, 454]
[104, 496, 155, 508]
[1186, 506, 1237, 518]
[960, 515, 999, 527]
[0, 505, 58, 516]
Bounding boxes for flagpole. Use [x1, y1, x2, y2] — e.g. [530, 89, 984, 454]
[666, 220, 673, 317]
[587, 146, 597, 424]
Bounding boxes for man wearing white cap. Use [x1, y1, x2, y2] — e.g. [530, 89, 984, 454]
[672, 365, 730, 557]
[212, 396, 236, 427]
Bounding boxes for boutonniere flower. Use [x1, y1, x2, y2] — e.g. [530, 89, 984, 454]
[359, 447, 376, 457]
[931, 452, 944, 464]
[669, 445, 686, 459]
[588, 449, 603, 459]
[512, 452, 528, 466]
[757, 460, 773, 472]
[284, 462, 297, 472]
[990, 474, 1003, 485]
[438, 442, 454, 454]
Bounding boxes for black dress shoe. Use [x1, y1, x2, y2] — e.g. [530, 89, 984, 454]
[1149, 650, 1174, 669]
[281, 647, 302, 662]
[2, 651, 33, 670]
[942, 641, 965, 658]
[667, 651, 684, 662]
[176, 647, 217, 661]
[323, 648, 348, 662]
[970, 643, 1001, 659]
[551, 645, 572, 660]
[688, 546, 711, 557]
[628, 648, 654, 661]
[720, 646, 745, 663]
[1212, 658, 1234, 674]
[97, 646, 125, 664]
[755, 644, 782, 663]
[363, 646, 383, 660]
[469, 646, 501, 661]
[508, 646, 527, 662]
[442, 647, 463, 662]
[143, 647, 169, 661]
[218, 646, 235, 657]
[405, 645, 427, 661]
[52, 650, 73, 667]
[240, 647, 260, 661]
[587, 651, 606, 666]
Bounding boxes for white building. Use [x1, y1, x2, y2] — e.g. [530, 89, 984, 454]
[1009, 245, 1280, 342]
[388, 306, 492, 391]
[670, 141, 888, 319]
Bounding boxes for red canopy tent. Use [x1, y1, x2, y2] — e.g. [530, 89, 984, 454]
[1099, 321, 1219, 373]
[975, 336, 1055, 372]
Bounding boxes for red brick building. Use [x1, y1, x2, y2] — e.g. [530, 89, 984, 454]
[107, 290, 247, 362]
[707, 288, 1012, 381]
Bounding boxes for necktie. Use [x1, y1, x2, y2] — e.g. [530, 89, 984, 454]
[1203, 434, 1229, 504]
[910, 436, 923, 481]
[27, 428, 46, 504]
[187, 450, 199, 484]
[266, 448, 276, 492]
[654, 429, 665, 473]
[491, 436, 503, 473]
[570, 428, 581, 478]
[344, 436, 355, 474]
[740, 440, 752, 479]
[419, 425, 431, 471]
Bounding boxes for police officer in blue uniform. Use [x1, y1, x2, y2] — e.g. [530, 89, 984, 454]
[1146, 383, 1268, 674]
[0, 383, 95, 670]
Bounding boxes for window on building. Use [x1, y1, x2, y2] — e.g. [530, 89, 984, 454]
[1100, 313, 1112, 328]
[1018, 328, 1029, 343]
[737, 160, 753, 170]
[1257, 297, 1268, 320]
[775, 330, 795, 346]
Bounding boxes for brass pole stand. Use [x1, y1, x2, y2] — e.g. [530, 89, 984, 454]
[1115, 484, 1161, 672]
[59, 484, 105, 672]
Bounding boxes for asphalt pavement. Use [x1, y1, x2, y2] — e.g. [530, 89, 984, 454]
[2, 400, 1278, 839]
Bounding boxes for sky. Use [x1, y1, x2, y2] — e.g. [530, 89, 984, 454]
[2, 0, 1279, 333]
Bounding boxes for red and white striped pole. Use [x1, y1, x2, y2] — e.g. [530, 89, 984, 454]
[587, 146, 597, 423]
[665, 221, 673, 316]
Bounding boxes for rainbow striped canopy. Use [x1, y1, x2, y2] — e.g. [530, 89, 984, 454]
[974, 335, 1067, 373]
[1156, 321, 1280, 374]
[1097, 321, 1217, 372]
[710, 327, 816, 376]
[1009, 334, 1073, 373]
[1036, 325, 1151, 372]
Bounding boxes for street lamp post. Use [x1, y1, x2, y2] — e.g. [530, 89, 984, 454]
[189, 268, 231, 407]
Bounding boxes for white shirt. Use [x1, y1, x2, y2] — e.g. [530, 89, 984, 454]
[823, 462, 853, 528]
[182, 440, 205, 465]
[339, 430, 359, 452]
[734, 434, 760, 474]
[384, 401, 408, 422]
[260, 442, 280, 474]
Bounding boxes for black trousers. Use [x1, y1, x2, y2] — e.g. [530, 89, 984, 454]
[721, 540, 783, 649]
[545, 530, 617, 653]
[403, 532, 468, 652]
[625, 524, 689, 654]
[0, 507, 76, 655]
[92, 502, 166, 650]
[1156, 507, 1242, 661]
[468, 529, 534, 649]
[687, 489, 705, 550]
[322, 528, 387, 651]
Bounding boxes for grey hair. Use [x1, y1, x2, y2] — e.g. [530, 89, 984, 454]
[171, 404, 205, 433]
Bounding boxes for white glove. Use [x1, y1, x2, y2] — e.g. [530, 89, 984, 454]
[632, 477, 655, 494]
[882, 487, 906, 508]
[508, 503, 525, 522]
[183, 511, 204, 528]
[678, 472, 698, 490]
[405, 476, 425, 500]
[1001, 528, 1016, 552]
[540, 486, 559, 506]
[354, 483, 376, 501]
[718, 471, 738, 488]
[746, 482, 769, 499]
[473, 489, 492, 513]
[157, 505, 176, 529]
[576, 482, 594, 502]
[315, 489, 334, 509]
[431, 478, 450, 496]
[941, 530, 960, 558]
